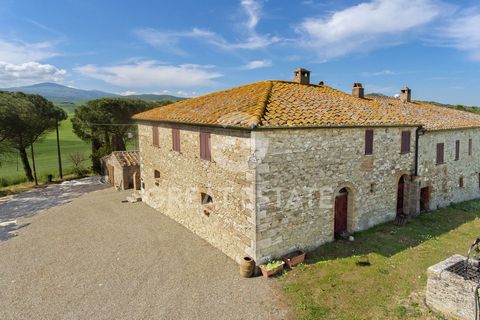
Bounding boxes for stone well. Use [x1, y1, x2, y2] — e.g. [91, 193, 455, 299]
[426, 255, 480, 320]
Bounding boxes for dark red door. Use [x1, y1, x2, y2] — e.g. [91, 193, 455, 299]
[335, 189, 348, 235]
[397, 176, 405, 215]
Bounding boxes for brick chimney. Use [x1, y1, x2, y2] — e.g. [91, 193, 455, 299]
[400, 86, 411, 102]
[293, 68, 310, 85]
[352, 83, 365, 99]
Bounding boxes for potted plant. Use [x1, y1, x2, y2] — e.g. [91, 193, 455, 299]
[282, 250, 306, 268]
[259, 260, 285, 278]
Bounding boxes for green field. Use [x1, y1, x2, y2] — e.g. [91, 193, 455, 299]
[281, 200, 480, 319]
[0, 117, 91, 186]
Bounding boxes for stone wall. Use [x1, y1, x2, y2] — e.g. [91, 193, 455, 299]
[252, 127, 417, 261]
[426, 255, 476, 320]
[418, 129, 480, 210]
[138, 123, 256, 263]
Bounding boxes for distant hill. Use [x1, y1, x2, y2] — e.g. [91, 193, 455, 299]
[0, 82, 185, 104]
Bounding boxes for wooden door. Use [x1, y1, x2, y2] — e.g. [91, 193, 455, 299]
[335, 190, 348, 235]
[420, 187, 430, 212]
[397, 176, 405, 215]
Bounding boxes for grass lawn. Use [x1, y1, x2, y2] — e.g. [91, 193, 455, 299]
[281, 200, 480, 320]
[0, 117, 91, 186]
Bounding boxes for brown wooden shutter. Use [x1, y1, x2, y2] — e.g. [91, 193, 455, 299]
[455, 140, 460, 160]
[401, 131, 411, 154]
[152, 125, 159, 147]
[200, 132, 211, 161]
[436, 143, 444, 164]
[365, 129, 373, 155]
[172, 128, 180, 152]
[469, 138, 472, 156]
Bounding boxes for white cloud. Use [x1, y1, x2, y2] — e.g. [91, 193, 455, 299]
[135, 0, 280, 53]
[119, 91, 138, 96]
[441, 9, 480, 61]
[0, 61, 67, 87]
[74, 60, 222, 88]
[243, 59, 272, 70]
[0, 40, 58, 64]
[297, 0, 447, 59]
[361, 70, 396, 77]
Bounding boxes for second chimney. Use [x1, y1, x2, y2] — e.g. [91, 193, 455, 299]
[352, 82, 364, 99]
[400, 86, 411, 102]
[293, 68, 311, 85]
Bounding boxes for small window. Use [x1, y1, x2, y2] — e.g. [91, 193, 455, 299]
[200, 132, 211, 161]
[154, 170, 160, 186]
[469, 138, 472, 156]
[401, 131, 411, 154]
[370, 183, 375, 193]
[459, 177, 464, 188]
[365, 129, 374, 155]
[172, 128, 180, 152]
[455, 140, 460, 161]
[201, 192, 213, 205]
[152, 125, 159, 147]
[436, 143, 444, 165]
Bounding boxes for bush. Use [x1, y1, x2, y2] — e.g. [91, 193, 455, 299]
[69, 152, 89, 177]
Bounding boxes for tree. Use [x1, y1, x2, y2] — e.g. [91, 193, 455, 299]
[0, 91, 67, 181]
[72, 98, 158, 173]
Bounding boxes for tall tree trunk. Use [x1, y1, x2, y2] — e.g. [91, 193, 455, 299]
[18, 147, 33, 181]
[112, 134, 126, 151]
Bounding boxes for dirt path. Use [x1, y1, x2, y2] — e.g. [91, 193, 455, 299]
[0, 187, 289, 320]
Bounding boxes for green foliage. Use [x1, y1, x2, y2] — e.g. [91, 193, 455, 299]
[72, 98, 155, 172]
[0, 91, 67, 181]
[264, 260, 284, 271]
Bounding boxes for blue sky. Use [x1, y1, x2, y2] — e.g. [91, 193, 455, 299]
[0, 0, 479, 105]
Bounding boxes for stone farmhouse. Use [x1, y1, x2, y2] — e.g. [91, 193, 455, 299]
[133, 68, 480, 264]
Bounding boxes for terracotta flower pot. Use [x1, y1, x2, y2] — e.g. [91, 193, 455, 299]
[259, 261, 285, 278]
[282, 250, 306, 268]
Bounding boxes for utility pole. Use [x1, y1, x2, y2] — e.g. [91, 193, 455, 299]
[55, 116, 63, 179]
[30, 143, 38, 186]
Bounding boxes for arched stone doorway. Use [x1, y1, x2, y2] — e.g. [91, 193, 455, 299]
[334, 188, 349, 237]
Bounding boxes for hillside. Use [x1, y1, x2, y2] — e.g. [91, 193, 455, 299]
[1, 82, 185, 103]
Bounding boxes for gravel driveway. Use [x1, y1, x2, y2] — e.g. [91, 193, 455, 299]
[0, 187, 289, 320]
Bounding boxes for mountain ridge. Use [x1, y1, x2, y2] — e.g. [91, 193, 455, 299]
[1, 82, 186, 103]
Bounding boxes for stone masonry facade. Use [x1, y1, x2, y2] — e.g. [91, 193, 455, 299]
[138, 123, 257, 263]
[138, 122, 480, 263]
[253, 127, 417, 260]
[418, 129, 480, 210]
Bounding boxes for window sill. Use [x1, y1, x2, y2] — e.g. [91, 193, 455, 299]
[436, 162, 445, 166]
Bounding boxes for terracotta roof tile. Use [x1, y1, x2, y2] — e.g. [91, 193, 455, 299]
[133, 80, 480, 131]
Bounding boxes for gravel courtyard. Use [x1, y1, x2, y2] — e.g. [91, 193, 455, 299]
[0, 187, 289, 320]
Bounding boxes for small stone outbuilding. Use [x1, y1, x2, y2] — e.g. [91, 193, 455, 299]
[101, 151, 140, 190]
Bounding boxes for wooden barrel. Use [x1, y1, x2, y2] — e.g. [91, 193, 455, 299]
[239, 257, 255, 278]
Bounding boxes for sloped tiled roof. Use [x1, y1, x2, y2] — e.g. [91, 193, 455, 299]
[109, 151, 140, 167]
[371, 97, 480, 131]
[133, 80, 480, 131]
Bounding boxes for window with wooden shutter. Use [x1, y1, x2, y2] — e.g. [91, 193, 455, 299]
[400, 131, 411, 154]
[200, 132, 211, 161]
[365, 129, 373, 155]
[172, 128, 180, 152]
[469, 138, 472, 156]
[455, 140, 460, 161]
[152, 125, 159, 147]
[436, 143, 444, 165]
